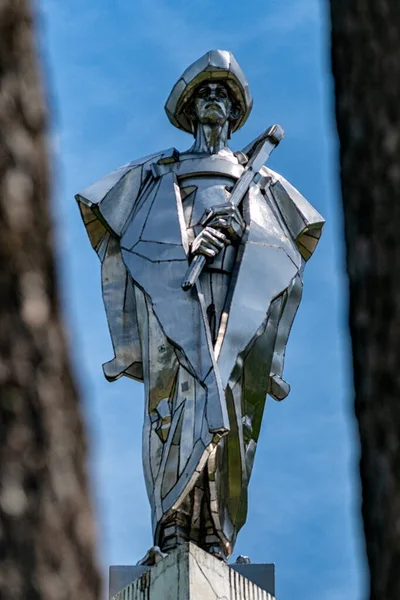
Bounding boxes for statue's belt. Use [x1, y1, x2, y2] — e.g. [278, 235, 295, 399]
[150, 156, 244, 181]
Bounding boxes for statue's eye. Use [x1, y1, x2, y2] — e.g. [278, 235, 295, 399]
[197, 88, 208, 98]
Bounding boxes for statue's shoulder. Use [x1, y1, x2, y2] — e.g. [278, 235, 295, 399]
[260, 166, 323, 220]
[260, 166, 299, 191]
[260, 166, 325, 261]
[75, 148, 176, 244]
[76, 148, 176, 208]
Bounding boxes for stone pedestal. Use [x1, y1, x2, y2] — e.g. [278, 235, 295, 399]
[109, 543, 276, 600]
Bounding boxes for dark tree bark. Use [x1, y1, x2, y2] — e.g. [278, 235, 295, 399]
[0, 1, 101, 598]
[330, 2, 400, 598]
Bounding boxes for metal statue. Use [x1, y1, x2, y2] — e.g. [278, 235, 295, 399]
[76, 50, 324, 561]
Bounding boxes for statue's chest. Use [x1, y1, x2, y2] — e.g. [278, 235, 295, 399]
[180, 175, 236, 231]
[179, 174, 239, 274]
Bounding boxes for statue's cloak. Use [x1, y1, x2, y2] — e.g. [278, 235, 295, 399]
[76, 148, 323, 385]
[76, 148, 324, 548]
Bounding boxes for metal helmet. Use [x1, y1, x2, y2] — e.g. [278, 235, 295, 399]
[165, 49, 253, 135]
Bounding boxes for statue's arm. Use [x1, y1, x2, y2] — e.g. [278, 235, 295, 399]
[100, 235, 143, 382]
[269, 275, 303, 401]
[75, 162, 150, 383]
[265, 171, 325, 400]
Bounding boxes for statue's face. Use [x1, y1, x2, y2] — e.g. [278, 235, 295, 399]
[193, 82, 232, 126]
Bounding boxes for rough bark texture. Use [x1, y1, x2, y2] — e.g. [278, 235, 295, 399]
[330, 2, 400, 598]
[0, 1, 101, 598]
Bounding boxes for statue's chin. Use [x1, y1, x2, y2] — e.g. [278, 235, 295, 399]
[199, 113, 226, 126]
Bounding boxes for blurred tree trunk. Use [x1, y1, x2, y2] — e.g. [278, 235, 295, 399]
[330, 1, 400, 598]
[0, 1, 101, 598]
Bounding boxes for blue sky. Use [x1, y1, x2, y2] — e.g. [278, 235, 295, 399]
[38, 0, 367, 598]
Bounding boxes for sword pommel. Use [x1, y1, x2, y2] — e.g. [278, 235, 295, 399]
[267, 124, 285, 144]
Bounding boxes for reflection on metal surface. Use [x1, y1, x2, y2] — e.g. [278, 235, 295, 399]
[76, 49, 324, 560]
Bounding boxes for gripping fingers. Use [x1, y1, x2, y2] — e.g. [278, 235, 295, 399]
[201, 247, 219, 258]
[203, 227, 229, 246]
[191, 226, 230, 258]
[207, 215, 244, 241]
[202, 203, 245, 242]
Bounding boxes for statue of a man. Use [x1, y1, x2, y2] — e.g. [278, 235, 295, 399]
[76, 50, 324, 560]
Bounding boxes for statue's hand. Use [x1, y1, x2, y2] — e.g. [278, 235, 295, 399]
[201, 202, 245, 243]
[191, 226, 230, 259]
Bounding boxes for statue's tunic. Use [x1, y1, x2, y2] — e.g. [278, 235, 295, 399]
[76, 147, 324, 556]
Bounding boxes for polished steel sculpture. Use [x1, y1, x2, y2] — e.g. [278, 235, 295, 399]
[76, 50, 324, 561]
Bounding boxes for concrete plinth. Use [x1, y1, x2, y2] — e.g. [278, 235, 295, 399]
[109, 543, 276, 600]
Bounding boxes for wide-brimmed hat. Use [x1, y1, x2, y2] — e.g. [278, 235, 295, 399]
[165, 49, 253, 135]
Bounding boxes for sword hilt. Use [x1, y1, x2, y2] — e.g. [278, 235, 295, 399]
[181, 254, 206, 291]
